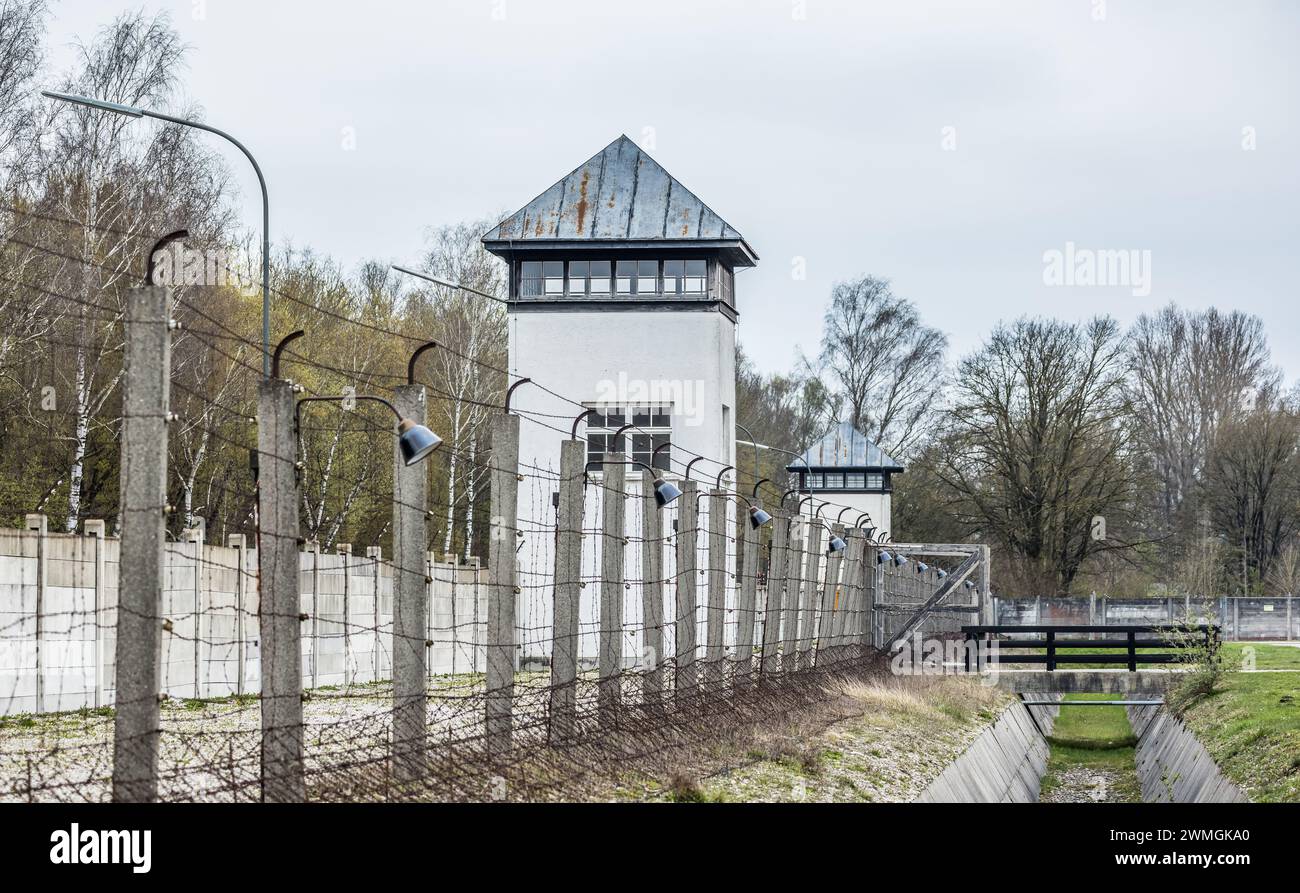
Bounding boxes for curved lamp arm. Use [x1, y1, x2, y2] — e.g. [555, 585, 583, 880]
[407, 342, 439, 385]
[145, 229, 188, 286]
[271, 330, 305, 380]
[504, 377, 532, 413]
[570, 408, 596, 440]
[716, 465, 735, 490]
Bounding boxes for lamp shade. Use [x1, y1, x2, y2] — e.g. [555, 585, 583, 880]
[878, 550, 893, 564]
[652, 477, 682, 507]
[894, 554, 909, 567]
[748, 506, 773, 528]
[827, 535, 848, 554]
[397, 419, 442, 466]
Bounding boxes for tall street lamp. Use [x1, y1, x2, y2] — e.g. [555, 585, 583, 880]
[43, 90, 274, 379]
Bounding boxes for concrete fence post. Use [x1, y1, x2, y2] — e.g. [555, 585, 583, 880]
[256, 376, 305, 802]
[25, 514, 47, 715]
[183, 519, 205, 699]
[734, 498, 760, 687]
[977, 544, 992, 625]
[366, 546, 382, 681]
[549, 439, 586, 740]
[673, 478, 699, 701]
[761, 510, 790, 677]
[799, 523, 824, 666]
[304, 540, 320, 689]
[84, 519, 107, 708]
[111, 285, 170, 803]
[598, 452, 627, 726]
[640, 468, 666, 705]
[816, 526, 845, 667]
[391, 384, 429, 785]
[338, 543, 353, 685]
[705, 490, 728, 691]
[836, 529, 865, 657]
[227, 534, 248, 696]
[485, 412, 519, 756]
[782, 513, 804, 668]
[860, 540, 877, 660]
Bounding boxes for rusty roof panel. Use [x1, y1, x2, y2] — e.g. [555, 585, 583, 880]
[483, 135, 752, 259]
[591, 137, 639, 238]
[627, 150, 672, 239]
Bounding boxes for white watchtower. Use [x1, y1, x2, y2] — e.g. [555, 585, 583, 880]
[483, 136, 756, 664]
[483, 134, 757, 491]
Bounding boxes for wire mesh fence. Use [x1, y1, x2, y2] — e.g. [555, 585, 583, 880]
[0, 208, 988, 802]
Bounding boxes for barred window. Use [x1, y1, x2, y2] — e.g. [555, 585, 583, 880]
[520, 261, 543, 297]
[586, 404, 672, 472]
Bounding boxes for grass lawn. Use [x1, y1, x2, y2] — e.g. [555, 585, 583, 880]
[1178, 668, 1300, 802]
[1039, 693, 1142, 802]
[1220, 642, 1300, 671]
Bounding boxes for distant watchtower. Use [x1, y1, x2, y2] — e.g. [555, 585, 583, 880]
[789, 422, 905, 538]
[483, 135, 757, 482]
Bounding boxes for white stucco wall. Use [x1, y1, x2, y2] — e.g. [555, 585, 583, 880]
[507, 307, 737, 662]
[798, 491, 893, 539]
[508, 308, 737, 481]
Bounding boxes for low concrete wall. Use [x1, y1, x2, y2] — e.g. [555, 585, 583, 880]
[916, 698, 1058, 802]
[1127, 706, 1249, 802]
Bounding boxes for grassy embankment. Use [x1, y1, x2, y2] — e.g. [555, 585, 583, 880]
[1177, 643, 1300, 802]
[615, 676, 1011, 803]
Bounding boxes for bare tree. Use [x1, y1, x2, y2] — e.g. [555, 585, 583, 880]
[1126, 305, 1278, 537]
[37, 10, 228, 531]
[409, 220, 506, 559]
[0, 0, 47, 190]
[1201, 391, 1300, 593]
[805, 275, 946, 459]
[938, 317, 1136, 595]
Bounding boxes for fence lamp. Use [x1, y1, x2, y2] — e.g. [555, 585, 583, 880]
[295, 395, 442, 466]
[808, 519, 847, 554]
[588, 460, 681, 508]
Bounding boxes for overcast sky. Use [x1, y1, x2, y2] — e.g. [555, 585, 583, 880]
[43, 0, 1300, 381]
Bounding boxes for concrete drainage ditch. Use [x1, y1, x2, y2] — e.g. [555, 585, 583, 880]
[916, 696, 1246, 803]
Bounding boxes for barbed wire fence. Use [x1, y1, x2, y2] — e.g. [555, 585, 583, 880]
[0, 211, 988, 802]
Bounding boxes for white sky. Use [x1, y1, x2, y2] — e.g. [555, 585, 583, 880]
[42, 0, 1300, 381]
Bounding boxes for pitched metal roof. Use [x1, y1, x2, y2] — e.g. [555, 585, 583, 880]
[787, 422, 905, 472]
[481, 135, 756, 265]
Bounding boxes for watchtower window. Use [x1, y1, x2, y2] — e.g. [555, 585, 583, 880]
[517, 259, 712, 299]
[663, 260, 706, 295]
[543, 261, 565, 295]
[520, 261, 543, 297]
[589, 260, 611, 295]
